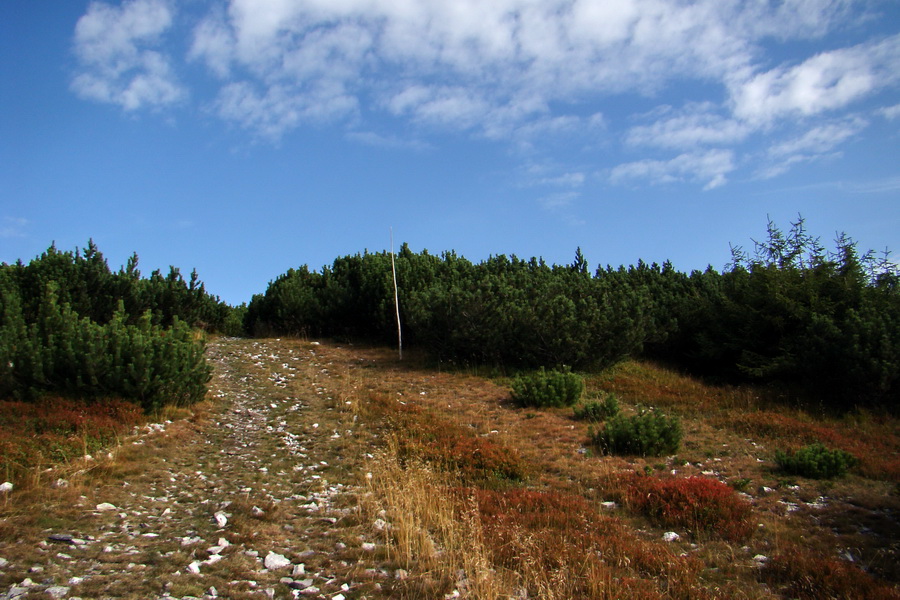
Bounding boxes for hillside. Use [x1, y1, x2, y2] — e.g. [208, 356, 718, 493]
[0, 337, 898, 599]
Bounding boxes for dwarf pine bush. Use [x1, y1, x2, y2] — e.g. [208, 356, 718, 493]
[573, 393, 620, 422]
[511, 367, 584, 408]
[774, 443, 858, 479]
[593, 409, 682, 456]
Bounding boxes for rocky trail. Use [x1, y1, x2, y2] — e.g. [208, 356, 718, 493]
[0, 337, 389, 600]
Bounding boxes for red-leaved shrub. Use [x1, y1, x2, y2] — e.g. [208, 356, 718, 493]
[761, 544, 900, 600]
[623, 474, 754, 541]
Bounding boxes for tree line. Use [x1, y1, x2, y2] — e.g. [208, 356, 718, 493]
[247, 218, 899, 411]
[2, 217, 897, 413]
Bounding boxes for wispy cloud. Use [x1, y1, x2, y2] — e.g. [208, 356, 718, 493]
[880, 103, 900, 120]
[1, 217, 29, 239]
[610, 149, 735, 191]
[539, 191, 580, 210]
[345, 131, 432, 151]
[625, 103, 751, 150]
[70, 0, 899, 189]
[754, 117, 868, 179]
[71, 0, 185, 111]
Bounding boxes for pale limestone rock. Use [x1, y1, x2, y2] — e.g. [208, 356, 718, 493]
[264, 551, 291, 570]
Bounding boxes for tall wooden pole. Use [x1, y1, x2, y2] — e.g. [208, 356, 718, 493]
[390, 228, 403, 360]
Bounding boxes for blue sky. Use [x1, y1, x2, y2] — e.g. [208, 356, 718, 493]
[2, 0, 899, 305]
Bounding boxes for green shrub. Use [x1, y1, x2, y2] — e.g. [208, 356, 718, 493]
[573, 393, 620, 422]
[774, 443, 858, 479]
[510, 367, 584, 408]
[593, 409, 682, 456]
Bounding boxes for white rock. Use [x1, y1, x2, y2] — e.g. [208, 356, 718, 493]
[264, 551, 291, 570]
[96, 503, 117, 511]
[291, 564, 305, 577]
[332, 595, 346, 600]
[214, 511, 228, 528]
[0, 557, 7, 567]
[187, 561, 202, 574]
[753, 554, 768, 564]
[600, 501, 617, 510]
[662, 532, 680, 542]
[46, 586, 69, 599]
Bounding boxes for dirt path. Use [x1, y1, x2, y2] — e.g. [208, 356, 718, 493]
[0, 337, 386, 600]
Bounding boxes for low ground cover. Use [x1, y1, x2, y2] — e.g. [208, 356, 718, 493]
[0, 339, 897, 599]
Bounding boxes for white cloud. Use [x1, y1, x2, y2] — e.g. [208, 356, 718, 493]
[729, 34, 900, 125]
[880, 103, 900, 120]
[189, 13, 235, 78]
[68, 0, 897, 191]
[216, 81, 358, 141]
[754, 116, 867, 179]
[768, 117, 867, 157]
[610, 149, 735, 190]
[625, 103, 751, 149]
[71, 0, 185, 110]
[184, 0, 806, 140]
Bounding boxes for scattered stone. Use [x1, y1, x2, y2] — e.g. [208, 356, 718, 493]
[600, 502, 617, 510]
[753, 555, 769, 565]
[48, 534, 75, 544]
[187, 561, 202, 574]
[0, 558, 7, 568]
[96, 503, 117, 511]
[291, 564, 305, 577]
[662, 532, 680, 542]
[361, 543, 375, 552]
[264, 551, 291, 570]
[0, 482, 13, 493]
[46, 586, 70, 599]
[289, 579, 315, 590]
[208, 538, 230, 555]
[213, 512, 228, 528]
